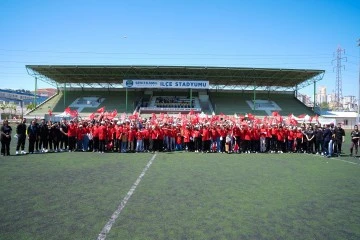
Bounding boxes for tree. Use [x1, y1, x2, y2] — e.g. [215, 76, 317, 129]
[320, 102, 329, 110]
[8, 103, 17, 116]
[0, 103, 6, 113]
[26, 103, 36, 111]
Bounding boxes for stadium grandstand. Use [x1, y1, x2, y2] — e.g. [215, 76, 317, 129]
[25, 65, 324, 119]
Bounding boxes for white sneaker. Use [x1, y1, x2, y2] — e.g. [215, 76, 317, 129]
[21, 151, 27, 154]
[16, 151, 19, 155]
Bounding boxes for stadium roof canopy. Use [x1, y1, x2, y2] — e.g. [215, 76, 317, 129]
[26, 65, 324, 91]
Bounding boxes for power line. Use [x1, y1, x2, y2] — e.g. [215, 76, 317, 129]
[0, 48, 334, 57]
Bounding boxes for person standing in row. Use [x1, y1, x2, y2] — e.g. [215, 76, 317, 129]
[34, 119, 40, 153]
[38, 119, 49, 153]
[350, 125, 359, 157]
[60, 118, 68, 151]
[1, 120, 12, 156]
[27, 120, 38, 154]
[334, 123, 345, 155]
[16, 118, 27, 155]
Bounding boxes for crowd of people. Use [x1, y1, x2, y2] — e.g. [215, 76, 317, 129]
[1, 114, 359, 158]
[155, 96, 195, 108]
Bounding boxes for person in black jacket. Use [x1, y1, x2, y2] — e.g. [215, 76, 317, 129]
[27, 120, 38, 154]
[33, 118, 40, 153]
[350, 125, 360, 157]
[305, 125, 315, 154]
[314, 124, 323, 155]
[334, 123, 345, 156]
[38, 119, 49, 153]
[322, 124, 332, 157]
[59, 118, 68, 151]
[48, 121, 61, 152]
[1, 120, 12, 156]
[16, 118, 27, 155]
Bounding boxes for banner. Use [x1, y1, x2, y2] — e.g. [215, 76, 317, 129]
[123, 80, 209, 89]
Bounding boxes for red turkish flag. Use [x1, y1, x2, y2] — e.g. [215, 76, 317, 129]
[64, 107, 71, 114]
[89, 113, 95, 120]
[97, 107, 105, 113]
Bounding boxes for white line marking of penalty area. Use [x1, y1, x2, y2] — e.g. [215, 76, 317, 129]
[332, 158, 360, 165]
[97, 154, 157, 240]
[314, 154, 360, 165]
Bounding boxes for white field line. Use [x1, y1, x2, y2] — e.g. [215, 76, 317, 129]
[314, 154, 360, 165]
[97, 154, 157, 240]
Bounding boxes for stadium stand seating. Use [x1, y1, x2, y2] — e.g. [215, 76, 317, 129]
[269, 94, 314, 116]
[209, 91, 314, 116]
[50, 90, 142, 114]
[28, 89, 314, 118]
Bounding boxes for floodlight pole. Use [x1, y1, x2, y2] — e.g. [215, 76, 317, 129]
[357, 38, 360, 124]
[64, 83, 67, 108]
[125, 87, 128, 113]
[313, 78, 316, 111]
[20, 99, 23, 119]
[33, 77, 38, 107]
[253, 82, 256, 111]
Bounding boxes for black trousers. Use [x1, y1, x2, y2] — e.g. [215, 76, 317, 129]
[307, 140, 314, 153]
[315, 140, 322, 153]
[242, 140, 250, 152]
[60, 135, 68, 149]
[336, 141, 342, 154]
[39, 135, 48, 150]
[149, 139, 154, 151]
[194, 137, 202, 151]
[99, 140, 105, 152]
[28, 136, 36, 153]
[115, 139, 121, 152]
[16, 134, 26, 151]
[35, 137, 39, 151]
[93, 137, 99, 151]
[143, 139, 150, 152]
[296, 139, 302, 152]
[49, 136, 59, 150]
[202, 140, 210, 152]
[270, 136, 277, 151]
[68, 136, 76, 151]
[1, 137, 11, 155]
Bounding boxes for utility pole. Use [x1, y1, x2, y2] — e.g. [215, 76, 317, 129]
[332, 46, 347, 110]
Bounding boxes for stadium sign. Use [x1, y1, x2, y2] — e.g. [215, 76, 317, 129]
[123, 80, 209, 89]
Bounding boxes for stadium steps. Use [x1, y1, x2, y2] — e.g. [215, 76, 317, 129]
[26, 91, 62, 116]
[268, 94, 315, 116]
[210, 92, 267, 115]
[209, 92, 315, 116]
[52, 90, 142, 114]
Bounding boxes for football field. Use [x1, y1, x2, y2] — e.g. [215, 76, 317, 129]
[1, 139, 360, 240]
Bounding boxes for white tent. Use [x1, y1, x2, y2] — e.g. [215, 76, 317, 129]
[54, 111, 71, 118]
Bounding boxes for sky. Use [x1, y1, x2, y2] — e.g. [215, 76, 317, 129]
[0, 0, 359, 100]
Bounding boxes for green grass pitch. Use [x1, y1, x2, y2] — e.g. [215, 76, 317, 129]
[1, 132, 360, 240]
